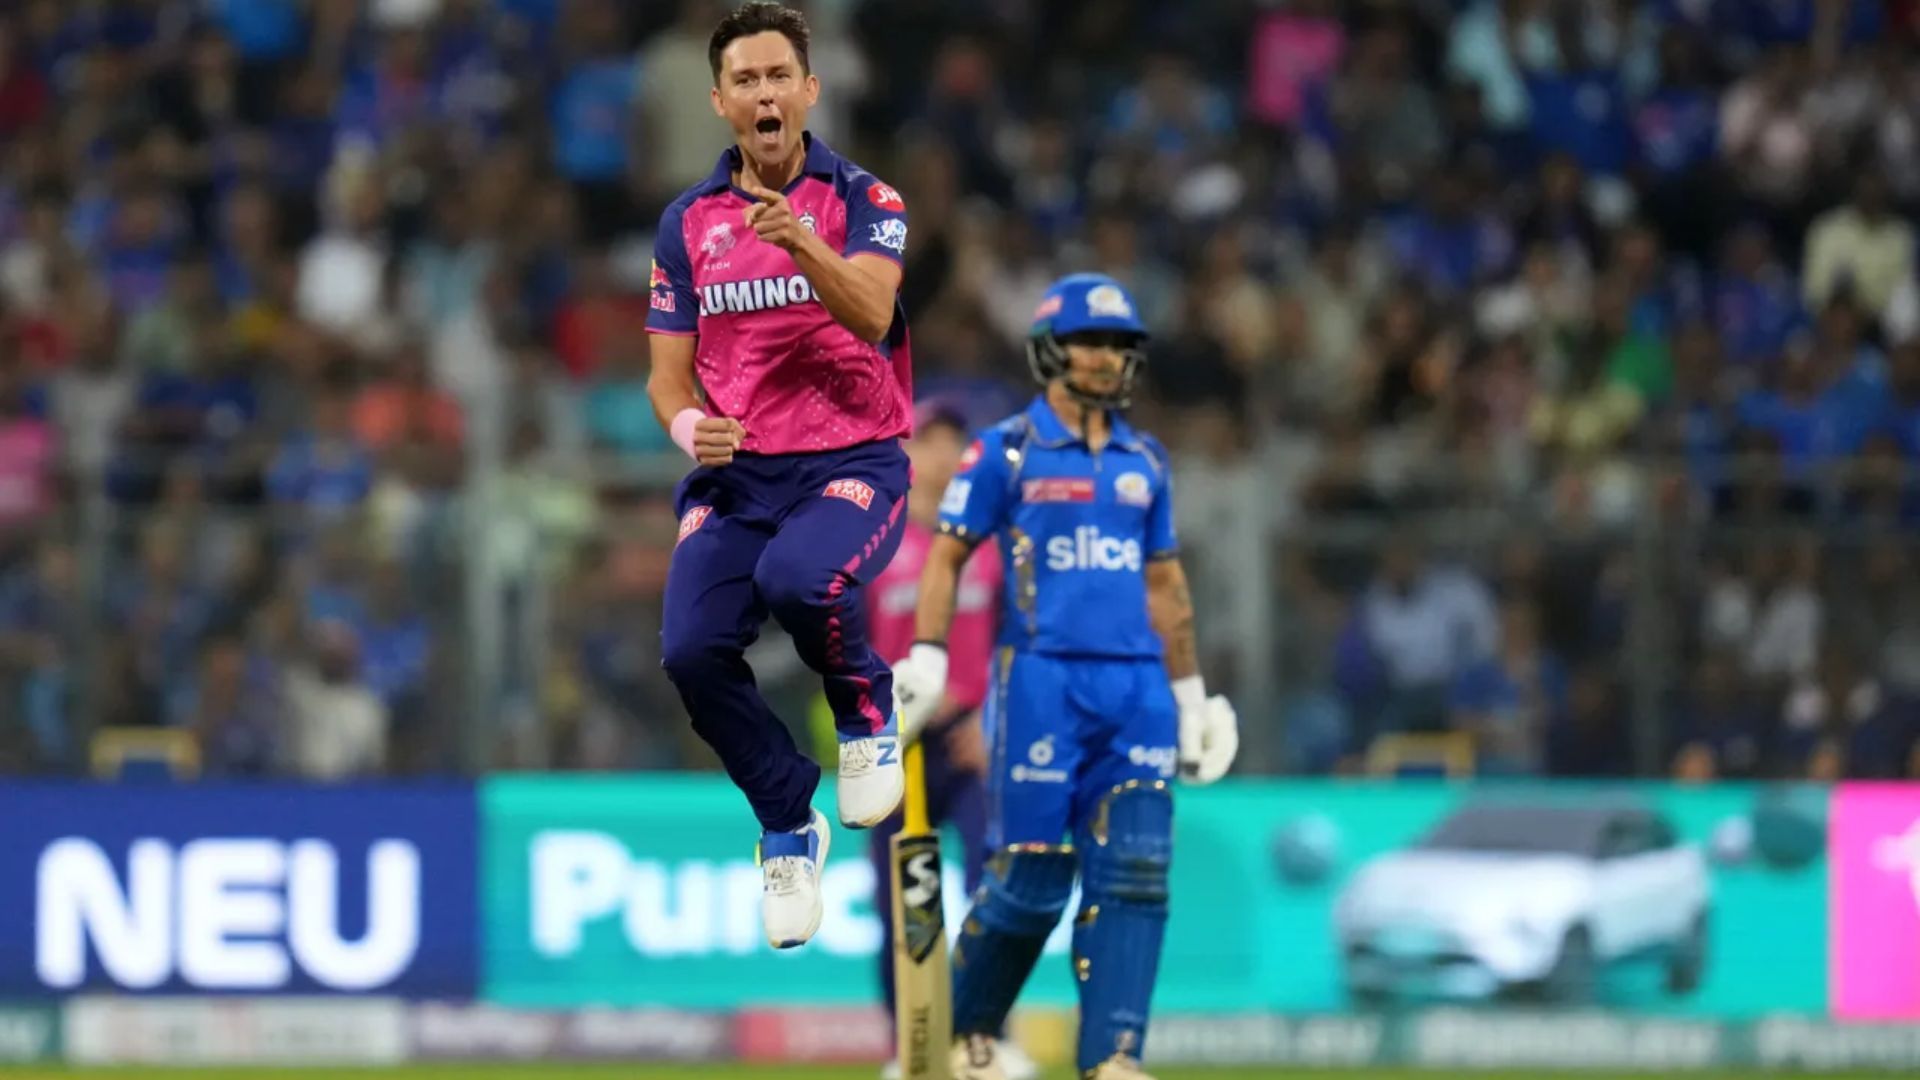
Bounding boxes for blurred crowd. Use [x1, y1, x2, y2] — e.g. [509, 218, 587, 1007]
[2, 0, 1920, 783]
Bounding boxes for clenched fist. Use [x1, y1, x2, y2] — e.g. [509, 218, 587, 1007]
[693, 416, 746, 466]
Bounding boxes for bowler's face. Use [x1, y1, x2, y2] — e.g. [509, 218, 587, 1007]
[713, 32, 818, 171]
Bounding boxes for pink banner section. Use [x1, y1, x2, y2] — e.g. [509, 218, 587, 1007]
[1832, 784, 1920, 1018]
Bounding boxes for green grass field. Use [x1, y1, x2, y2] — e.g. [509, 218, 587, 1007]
[0, 1060, 1896, 1068]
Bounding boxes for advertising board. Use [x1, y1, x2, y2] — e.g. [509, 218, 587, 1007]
[0, 783, 477, 997]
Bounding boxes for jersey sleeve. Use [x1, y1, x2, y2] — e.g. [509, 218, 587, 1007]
[1145, 438, 1179, 560]
[843, 174, 909, 264]
[936, 429, 1009, 545]
[646, 201, 698, 335]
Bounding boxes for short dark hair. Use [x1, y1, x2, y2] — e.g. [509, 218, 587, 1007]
[709, 2, 811, 81]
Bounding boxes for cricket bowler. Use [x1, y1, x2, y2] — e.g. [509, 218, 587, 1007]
[891, 274, 1241, 1079]
[647, 1, 913, 950]
[867, 400, 1039, 1080]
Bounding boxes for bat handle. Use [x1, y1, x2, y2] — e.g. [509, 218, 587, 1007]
[903, 740, 931, 835]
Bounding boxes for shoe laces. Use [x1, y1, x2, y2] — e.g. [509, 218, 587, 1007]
[840, 738, 878, 772]
[764, 856, 810, 896]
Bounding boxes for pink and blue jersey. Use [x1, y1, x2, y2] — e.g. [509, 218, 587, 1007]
[868, 520, 1003, 712]
[646, 133, 913, 455]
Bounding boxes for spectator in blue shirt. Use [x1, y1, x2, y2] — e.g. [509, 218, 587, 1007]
[1525, 44, 1633, 178]
[356, 559, 432, 724]
[0, 538, 83, 766]
[267, 384, 375, 522]
[183, 635, 278, 778]
[1712, 222, 1805, 368]
[1734, 330, 1885, 492]
[101, 185, 181, 313]
[1670, 651, 1767, 780]
[1636, 32, 1720, 179]
[208, 0, 303, 64]
[551, 1, 638, 235]
[1449, 599, 1570, 775]
[270, 66, 342, 201]
[1634, 31, 1722, 260]
[1384, 167, 1513, 298]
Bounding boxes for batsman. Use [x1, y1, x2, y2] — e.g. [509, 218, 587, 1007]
[892, 274, 1240, 1080]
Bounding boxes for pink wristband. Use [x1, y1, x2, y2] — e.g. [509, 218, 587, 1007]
[670, 408, 706, 460]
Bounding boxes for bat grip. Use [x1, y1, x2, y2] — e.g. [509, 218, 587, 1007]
[903, 740, 931, 835]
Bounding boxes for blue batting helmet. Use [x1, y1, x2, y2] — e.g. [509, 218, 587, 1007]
[1026, 273, 1149, 408]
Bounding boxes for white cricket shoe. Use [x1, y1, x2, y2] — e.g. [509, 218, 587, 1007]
[878, 1061, 902, 1080]
[758, 808, 831, 949]
[997, 1039, 1041, 1080]
[950, 1034, 1007, 1080]
[837, 730, 904, 828]
[1089, 1054, 1158, 1080]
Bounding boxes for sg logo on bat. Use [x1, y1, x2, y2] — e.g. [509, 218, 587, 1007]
[896, 838, 944, 963]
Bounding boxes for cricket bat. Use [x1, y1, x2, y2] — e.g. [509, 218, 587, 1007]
[891, 740, 953, 1079]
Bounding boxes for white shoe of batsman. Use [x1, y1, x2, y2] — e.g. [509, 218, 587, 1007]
[837, 730, 904, 828]
[758, 808, 831, 949]
[1089, 1054, 1159, 1080]
[996, 1039, 1041, 1080]
[950, 1035, 1007, 1080]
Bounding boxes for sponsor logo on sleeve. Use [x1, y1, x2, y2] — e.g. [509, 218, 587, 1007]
[677, 506, 712, 545]
[823, 479, 876, 511]
[867, 183, 905, 212]
[958, 439, 984, 471]
[1115, 471, 1152, 507]
[649, 261, 675, 313]
[869, 219, 907, 253]
[939, 479, 972, 516]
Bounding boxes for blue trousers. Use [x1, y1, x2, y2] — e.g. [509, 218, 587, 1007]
[985, 650, 1179, 848]
[661, 442, 909, 832]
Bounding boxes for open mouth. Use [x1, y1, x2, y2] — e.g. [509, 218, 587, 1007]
[754, 116, 783, 139]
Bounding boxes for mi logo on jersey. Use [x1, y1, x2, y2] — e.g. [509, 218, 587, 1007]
[699, 274, 818, 317]
[1046, 526, 1142, 572]
[894, 838, 944, 963]
[1115, 471, 1152, 507]
[823, 478, 876, 510]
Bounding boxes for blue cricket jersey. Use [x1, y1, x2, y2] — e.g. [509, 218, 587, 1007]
[937, 396, 1177, 659]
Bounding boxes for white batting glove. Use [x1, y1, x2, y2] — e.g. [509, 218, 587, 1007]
[1173, 676, 1239, 785]
[891, 643, 949, 746]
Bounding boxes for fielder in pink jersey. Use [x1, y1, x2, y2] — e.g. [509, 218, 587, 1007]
[646, 2, 913, 950]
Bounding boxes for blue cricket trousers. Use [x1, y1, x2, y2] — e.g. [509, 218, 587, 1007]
[661, 441, 910, 832]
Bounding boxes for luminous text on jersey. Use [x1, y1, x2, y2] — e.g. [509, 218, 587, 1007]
[700, 274, 818, 317]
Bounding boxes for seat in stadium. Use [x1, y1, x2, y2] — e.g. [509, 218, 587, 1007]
[1364, 732, 1476, 779]
[90, 728, 201, 783]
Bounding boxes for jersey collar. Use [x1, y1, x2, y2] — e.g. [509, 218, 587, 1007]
[701, 131, 838, 194]
[1025, 395, 1145, 451]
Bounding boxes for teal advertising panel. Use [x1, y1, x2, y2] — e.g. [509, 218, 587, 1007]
[480, 777, 1828, 1014]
